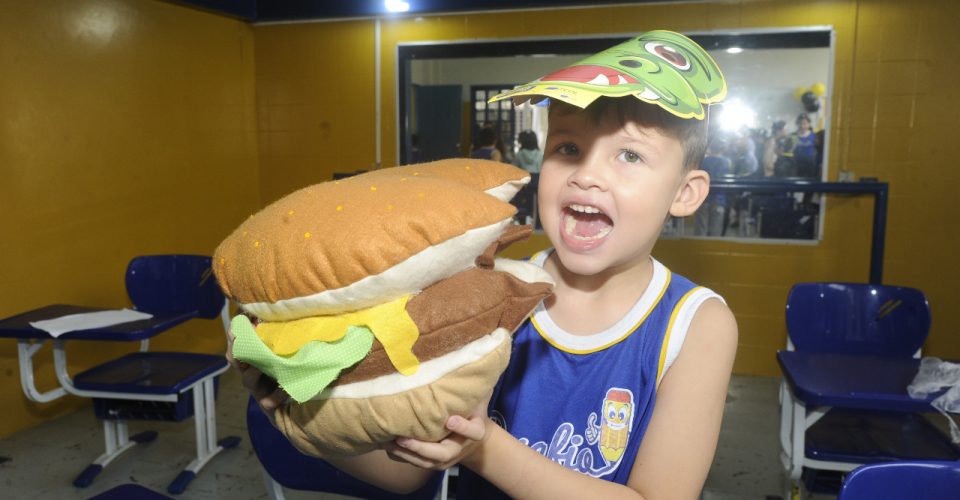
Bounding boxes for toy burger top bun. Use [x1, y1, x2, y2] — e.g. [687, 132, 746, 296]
[213, 159, 530, 322]
[363, 158, 530, 202]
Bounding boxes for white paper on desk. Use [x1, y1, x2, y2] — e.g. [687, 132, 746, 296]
[909, 356, 960, 443]
[29, 309, 154, 338]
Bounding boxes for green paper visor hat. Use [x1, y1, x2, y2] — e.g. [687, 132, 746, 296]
[489, 30, 727, 120]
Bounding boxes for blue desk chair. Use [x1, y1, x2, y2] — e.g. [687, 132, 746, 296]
[71, 255, 240, 494]
[838, 460, 960, 500]
[778, 282, 959, 498]
[246, 397, 447, 500]
[784, 282, 931, 356]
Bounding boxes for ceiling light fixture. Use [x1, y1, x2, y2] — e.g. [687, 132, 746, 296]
[385, 0, 410, 13]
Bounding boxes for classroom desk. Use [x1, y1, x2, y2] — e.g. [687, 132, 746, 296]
[0, 304, 212, 401]
[777, 350, 959, 496]
[0, 303, 237, 493]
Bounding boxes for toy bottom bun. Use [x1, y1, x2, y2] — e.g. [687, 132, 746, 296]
[273, 328, 513, 458]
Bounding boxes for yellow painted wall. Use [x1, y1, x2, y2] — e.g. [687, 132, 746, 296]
[253, 21, 378, 205]
[0, 1, 260, 437]
[254, 0, 960, 377]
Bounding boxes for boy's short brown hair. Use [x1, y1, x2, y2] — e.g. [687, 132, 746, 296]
[550, 97, 709, 172]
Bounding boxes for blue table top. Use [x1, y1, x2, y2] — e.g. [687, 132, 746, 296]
[777, 350, 944, 412]
[0, 304, 197, 341]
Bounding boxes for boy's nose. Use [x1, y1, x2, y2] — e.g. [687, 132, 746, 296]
[568, 157, 608, 191]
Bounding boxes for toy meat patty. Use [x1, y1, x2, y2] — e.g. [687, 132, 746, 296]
[213, 159, 554, 457]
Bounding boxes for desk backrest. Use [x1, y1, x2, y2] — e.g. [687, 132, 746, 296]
[125, 255, 224, 319]
[245, 397, 442, 499]
[785, 282, 931, 356]
[838, 460, 960, 500]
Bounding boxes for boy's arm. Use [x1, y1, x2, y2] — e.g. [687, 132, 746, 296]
[626, 297, 738, 499]
[392, 298, 738, 500]
[323, 450, 438, 494]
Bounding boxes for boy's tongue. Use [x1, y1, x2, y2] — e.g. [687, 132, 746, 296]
[564, 210, 613, 240]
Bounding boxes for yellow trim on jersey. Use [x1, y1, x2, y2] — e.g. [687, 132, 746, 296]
[656, 286, 704, 385]
[533, 271, 673, 355]
[527, 250, 549, 263]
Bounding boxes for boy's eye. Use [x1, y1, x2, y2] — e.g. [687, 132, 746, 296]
[556, 143, 579, 156]
[617, 150, 644, 164]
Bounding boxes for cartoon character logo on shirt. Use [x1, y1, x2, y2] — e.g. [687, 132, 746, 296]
[587, 388, 635, 463]
[519, 387, 636, 478]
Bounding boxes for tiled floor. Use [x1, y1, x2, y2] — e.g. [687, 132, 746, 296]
[0, 371, 824, 500]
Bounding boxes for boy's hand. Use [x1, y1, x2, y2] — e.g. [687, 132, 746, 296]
[239, 365, 290, 419]
[382, 394, 492, 470]
[226, 327, 289, 424]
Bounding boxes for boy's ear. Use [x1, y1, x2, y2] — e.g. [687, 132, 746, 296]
[669, 169, 710, 218]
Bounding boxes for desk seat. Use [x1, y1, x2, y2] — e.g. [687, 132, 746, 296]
[74, 352, 226, 395]
[806, 408, 960, 464]
[802, 409, 960, 494]
[74, 352, 227, 423]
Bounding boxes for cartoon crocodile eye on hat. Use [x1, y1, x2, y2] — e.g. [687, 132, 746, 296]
[490, 30, 727, 120]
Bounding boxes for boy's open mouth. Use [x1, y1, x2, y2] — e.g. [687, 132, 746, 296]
[562, 204, 613, 241]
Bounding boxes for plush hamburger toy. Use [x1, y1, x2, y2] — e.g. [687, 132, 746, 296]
[213, 158, 554, 458]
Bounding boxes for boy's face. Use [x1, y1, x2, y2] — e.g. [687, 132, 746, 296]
[539, 105, 696, 277]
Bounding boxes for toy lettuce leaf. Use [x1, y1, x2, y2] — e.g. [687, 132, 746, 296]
[231, 314, 373, 403]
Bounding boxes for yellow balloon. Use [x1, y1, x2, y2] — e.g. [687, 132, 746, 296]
[811, 82, 827, 97]
[794, 86, 808, 101]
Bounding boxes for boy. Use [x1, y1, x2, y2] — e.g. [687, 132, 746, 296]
[238, 30, 737, 499]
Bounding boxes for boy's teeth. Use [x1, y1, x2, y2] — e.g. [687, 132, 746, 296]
[569, 203, 601, 214]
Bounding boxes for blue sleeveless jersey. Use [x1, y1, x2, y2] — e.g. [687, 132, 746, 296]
[458, 252, 722, 498]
